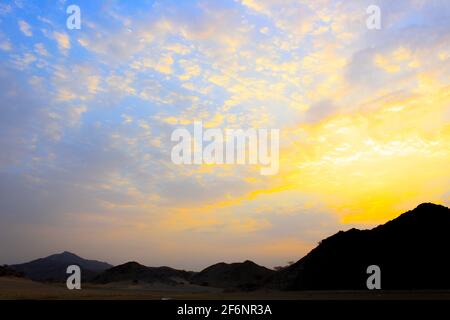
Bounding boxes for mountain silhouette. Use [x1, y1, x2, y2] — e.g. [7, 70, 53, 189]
[7, 203, 450, 290]
[191, 260, 275, 290]
[269, 203, 450, 290]
[91, 261, 194, 285]
[11, 251, 112, 282]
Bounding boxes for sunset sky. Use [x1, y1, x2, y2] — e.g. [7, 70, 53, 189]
[0, 0, 449, 270]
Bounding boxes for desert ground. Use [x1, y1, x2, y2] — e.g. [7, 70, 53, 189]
[1, 277, 450, 300]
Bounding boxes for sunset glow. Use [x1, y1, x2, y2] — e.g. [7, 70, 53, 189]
[0, 0, 449, 270]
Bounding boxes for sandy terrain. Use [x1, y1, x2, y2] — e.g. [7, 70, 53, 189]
[1, 277, 450, 300]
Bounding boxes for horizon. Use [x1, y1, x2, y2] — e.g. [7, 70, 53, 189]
[5, 202, 447, 271]
[0, 0, 449, 271]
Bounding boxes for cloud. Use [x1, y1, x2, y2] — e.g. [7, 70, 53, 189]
[0, 67, 43, 166]
[0, 3, 12, 15]
[130, 54, 174, 75]
[34, 43, 49, 56]
[53, 31, 70, 54]
[18, 19, 32, 36]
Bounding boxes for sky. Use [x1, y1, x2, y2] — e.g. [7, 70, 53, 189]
[0, 0, 449, 270]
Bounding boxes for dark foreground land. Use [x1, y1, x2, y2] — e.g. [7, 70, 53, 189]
[1, 277, 450, 300]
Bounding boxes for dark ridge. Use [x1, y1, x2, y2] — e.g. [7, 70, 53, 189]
[191, 260, 275, 290]
[91, 261, 194, 285]
[0, 265, 24, 278]
[268, 203, 450, 290]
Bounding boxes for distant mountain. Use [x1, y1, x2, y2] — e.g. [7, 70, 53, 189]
[269, 203, 450, 290]
[12, 251, 113, 282]
[92, 261, 194, 285]
[191, 260, 275, 290]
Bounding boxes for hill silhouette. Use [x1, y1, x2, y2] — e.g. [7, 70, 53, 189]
[268, 203, 450, 290]
[91, 261, 194, 285]
[0, 265, 24, 278]
[11, 251, 112, 282]
[7, 203, 450, 290]
[191, 260, 275, 290]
